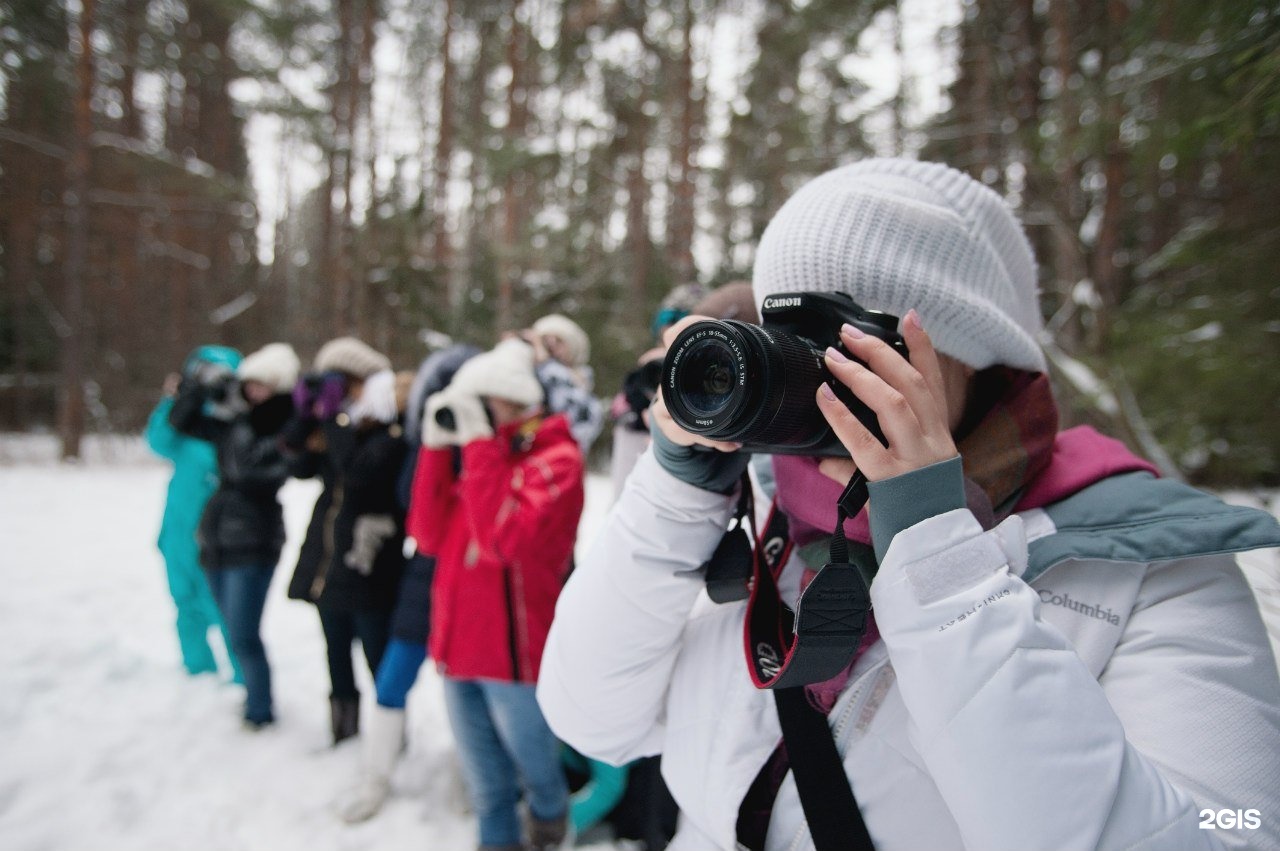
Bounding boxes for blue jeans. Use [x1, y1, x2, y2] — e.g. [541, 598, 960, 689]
[442, 678, 568, 846]
[374, 637, 427, 709]
[206, 564, 275, 724]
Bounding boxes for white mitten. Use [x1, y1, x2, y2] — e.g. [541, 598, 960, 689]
[346, 369, 399, 425]
[422, 388, 493, 448]
[345, 514, 396, 575]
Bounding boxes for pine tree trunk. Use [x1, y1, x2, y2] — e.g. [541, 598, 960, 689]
[119, 0, 145, 139]
[666, 0, 698, 283]
[353, 0, 378, 340]
[433, 0, 455, 283]
[626, 131, 651, 309]
[1089, 0, 1132, 349]
[60, 0, 95, 460]
[497, 0, 526, 333]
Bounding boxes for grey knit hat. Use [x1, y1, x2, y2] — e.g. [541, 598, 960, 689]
[752, 159, 1047, 373]
[314, 336, 392, 379]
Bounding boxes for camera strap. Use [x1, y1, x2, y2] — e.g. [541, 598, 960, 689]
[703, 476, 760, 604]
[750, 470, 877, 850]
[773, 685, 876, 851]
[746, 471, 874, 690]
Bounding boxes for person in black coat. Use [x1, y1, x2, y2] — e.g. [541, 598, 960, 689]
[169, 342, 301, 729]
[339, 341, 481, 823]
[284, 337, 409, 745]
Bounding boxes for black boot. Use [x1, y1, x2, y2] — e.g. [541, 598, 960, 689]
[330, 694, 360, 745]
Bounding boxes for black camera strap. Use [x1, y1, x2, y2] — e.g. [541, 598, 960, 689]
[703, 476, 760, 604]
[774, 472, 876, 850]
[774, 685, 876, 851]
[746, 471, 874, 690]
[701, 470, 878, 848]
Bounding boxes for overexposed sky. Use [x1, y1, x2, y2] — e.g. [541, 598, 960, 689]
[241, 0, 962, 273]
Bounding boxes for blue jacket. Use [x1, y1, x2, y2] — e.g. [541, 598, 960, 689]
[144, 346, 241, 554]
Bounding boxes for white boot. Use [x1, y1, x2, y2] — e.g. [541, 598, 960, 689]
[338, 704, 405, 823]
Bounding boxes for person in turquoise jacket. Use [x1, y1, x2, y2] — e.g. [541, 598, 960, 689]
[144, 345, 244, 680]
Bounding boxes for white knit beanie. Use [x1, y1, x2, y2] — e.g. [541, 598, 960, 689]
[752, 158, 1047, 373]
[532, 314, 590, 367]
[314, 336, 392, 379]
[237, 343, 301, 393]
[447, 338, 544, 407]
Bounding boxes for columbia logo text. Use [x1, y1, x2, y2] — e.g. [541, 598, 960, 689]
[1037, 589, 1121, 626]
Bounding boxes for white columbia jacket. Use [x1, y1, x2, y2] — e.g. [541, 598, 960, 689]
[538, 450, 1280, 851]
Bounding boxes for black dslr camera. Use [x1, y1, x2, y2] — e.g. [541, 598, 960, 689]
[661, 291, 907, 457]
[185, 359, 242, 419]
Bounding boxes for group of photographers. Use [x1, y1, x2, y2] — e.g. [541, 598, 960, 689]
[145, 156, 1280, 851]
[148, 315, 608, 850]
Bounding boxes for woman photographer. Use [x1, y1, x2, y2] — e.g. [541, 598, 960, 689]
[421, 338, 584, 851]
[538, 160, 1280, 850]
[169, 342, 300, 729]
[285, 337, 409, 746]
[144, 345, 242, 681]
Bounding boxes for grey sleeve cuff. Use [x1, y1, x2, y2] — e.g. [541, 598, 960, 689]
[867, 455, 965, 563]
[649, 416, 750, 495]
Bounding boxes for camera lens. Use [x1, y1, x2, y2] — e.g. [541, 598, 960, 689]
[434, 407, 457, 432]
[663, 320, 829, 451]
[678, 339, 740, 418]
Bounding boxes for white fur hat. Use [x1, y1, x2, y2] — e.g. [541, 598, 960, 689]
[532, 314, 590, 367]
[447, 338, 544, 407]
[752, 158, 1046, 373]
[314, 336, 392, 379]
[237, 343, 301, 393]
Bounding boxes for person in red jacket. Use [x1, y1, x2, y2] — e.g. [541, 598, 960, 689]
[420, 338, 584, 851]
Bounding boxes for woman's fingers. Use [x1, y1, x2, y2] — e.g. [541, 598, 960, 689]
[837, 317, 946, 434]
[652, 389, 743, 453]
[899, 310, 949, 412]
[822, 346, 924, 451]
[818, 312, 959, 480]
[815, 379, 893, 477]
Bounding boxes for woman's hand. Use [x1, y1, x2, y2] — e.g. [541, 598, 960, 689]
[816, 310, 958, 483]
[162, 372, 181, 397]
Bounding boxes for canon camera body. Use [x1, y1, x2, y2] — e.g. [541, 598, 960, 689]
[661, 291, 907, 457]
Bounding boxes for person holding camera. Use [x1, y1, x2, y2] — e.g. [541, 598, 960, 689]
[338, 341, 482, 824]
[145, 345, 244, 681]
[420, 338, 584, 851]
[284, 337, 409, 747]
[513, 313, 604, 454]
[609, 281, 760, 504]
[168, 341, 301, 729]
[538, 159, 1280, 850]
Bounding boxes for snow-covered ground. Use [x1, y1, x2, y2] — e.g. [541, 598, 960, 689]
[1, 435, 1277, 850]
[0, 436, 620, 851]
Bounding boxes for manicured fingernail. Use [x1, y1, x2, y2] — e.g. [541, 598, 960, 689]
[841, 323, 866, 340]
[824, 346, 848, 364]
[905, 309, 921, 330]
[819, 382, 837, 401]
